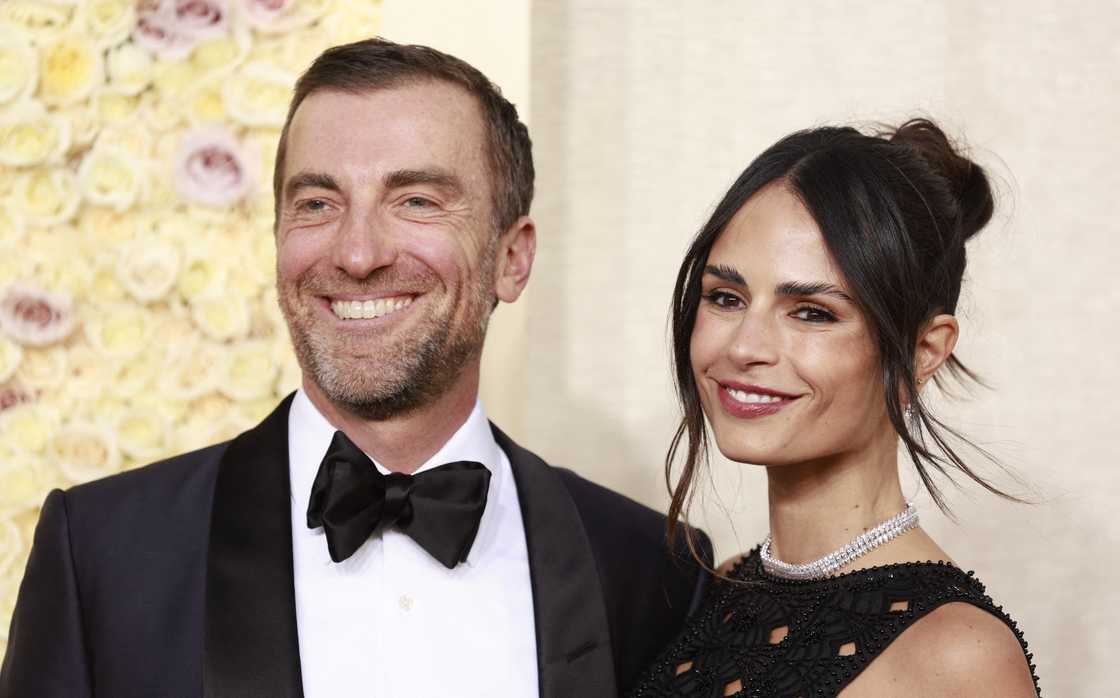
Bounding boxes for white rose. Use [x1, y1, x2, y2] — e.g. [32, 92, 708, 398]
[50, 105, 98, 154]
[14, 347, 67, 390]
[109, 345, 163, 398]
[84, 302, 153, 358]
[66, 342, 114, 395]
[88, 260, 128, 306]
[0, 339, 22, 384]
[182, 81, 224, 124]
[0, 101, 71, 167]
[0, 207, 23, 248]
[80, 207, 137, 246]
[0, 515, 21, 579]
[219, 339, 276, 401]
[77, 143, 147, 212]
[158, 336, 222, 400]
[106, 43, 154, 95]
[0, 29, 38, 105]
[0, 403, 59, 455]
[0, 2, 76, 44]
[190, 26, 250, 77]
[92, 123, 152, 160]
[15, 168, 81, 227]
[116, 239, 180, 302]
[190, 294, 249, 341]
[0, 283, 77, 348]
[38, 34, 104, 106]
[92, 87, 143, 126]
[319, 0, 380, 46]
[79, 0, 137, 49]
[115, 408, 167, 461]
[0, 462, 42, 511]
[139, 88, 185, 133]
[176, 251, 226, 301]
[48, 422, 121, 484]
[221, 61, 293, 128]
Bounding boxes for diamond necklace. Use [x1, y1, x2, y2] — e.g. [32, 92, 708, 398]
[759, 502, 919, 580]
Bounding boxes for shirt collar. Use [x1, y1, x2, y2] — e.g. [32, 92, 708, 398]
[288, 388, 502, 508]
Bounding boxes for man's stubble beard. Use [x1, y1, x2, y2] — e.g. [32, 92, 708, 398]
[278, 258, 495, 421]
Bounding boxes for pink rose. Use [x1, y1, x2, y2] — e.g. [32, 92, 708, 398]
[0, 381, 35, 413]
[134, 0, 230, 60]
[173, 127, 254, 207]
[175, 0, 230, 40]
[0, 283, 77, 347]
[239, 0, 298, 32]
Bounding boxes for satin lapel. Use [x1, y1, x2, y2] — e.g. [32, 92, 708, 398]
[204, 394, 304, 697]
[493, 425, 618, 698]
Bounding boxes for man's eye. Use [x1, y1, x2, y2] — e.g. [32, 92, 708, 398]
[792, 305, 837, 323]
[404, 196, 435, 208]
[703, 291, 743, 309]
[297, 199, 329, 212]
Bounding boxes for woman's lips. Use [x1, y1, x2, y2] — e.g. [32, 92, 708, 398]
[716, 383, 799, 419]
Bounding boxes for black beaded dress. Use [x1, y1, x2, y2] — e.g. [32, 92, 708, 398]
[628, 547, 1040, 697]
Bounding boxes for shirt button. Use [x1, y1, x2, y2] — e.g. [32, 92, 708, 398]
[398, 594, 414, 611]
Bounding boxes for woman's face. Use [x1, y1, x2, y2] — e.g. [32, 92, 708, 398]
[690, 183, 890, 467]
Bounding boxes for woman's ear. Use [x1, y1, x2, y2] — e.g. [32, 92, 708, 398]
[914, 313, 959, 387]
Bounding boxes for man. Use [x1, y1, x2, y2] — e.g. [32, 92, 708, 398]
[0, 39, 709, 697]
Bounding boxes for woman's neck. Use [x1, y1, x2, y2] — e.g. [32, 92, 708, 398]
[764, 440, 909, 566]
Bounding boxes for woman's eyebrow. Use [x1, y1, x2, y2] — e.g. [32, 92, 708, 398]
[776, 280, 854, 303]
[703, 264, 745, 285]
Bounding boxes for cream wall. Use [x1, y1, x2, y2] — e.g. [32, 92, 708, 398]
[522, 2, 1118, 696]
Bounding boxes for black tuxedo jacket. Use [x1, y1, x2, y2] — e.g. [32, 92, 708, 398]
[1, 396, 711, 697]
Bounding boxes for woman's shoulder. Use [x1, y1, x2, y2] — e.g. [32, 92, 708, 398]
[858, 600, 1038, 696]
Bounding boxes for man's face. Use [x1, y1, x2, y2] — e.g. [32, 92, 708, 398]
[275, 82, 501, 420]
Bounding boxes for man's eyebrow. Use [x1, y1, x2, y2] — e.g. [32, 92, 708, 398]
[703, 264, 746, 285]
[384, 168, 463, 196]
[776, 280, 854, 303]
[285, 171, 340, 200]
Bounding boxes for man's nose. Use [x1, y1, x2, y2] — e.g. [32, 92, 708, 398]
[331, 209, 398, 278]
[727, 310, 780, 368]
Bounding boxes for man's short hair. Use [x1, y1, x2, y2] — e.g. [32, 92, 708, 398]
[273, 38, 534, 234]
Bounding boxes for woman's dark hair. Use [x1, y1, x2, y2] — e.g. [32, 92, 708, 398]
[666, 118, 1019, 562]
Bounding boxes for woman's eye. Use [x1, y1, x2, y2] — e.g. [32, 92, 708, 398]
[792, 305, 837, 323]
[703, 291, 743, 309]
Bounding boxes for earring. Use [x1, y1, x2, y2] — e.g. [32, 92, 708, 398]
[904, 403, 915, 420]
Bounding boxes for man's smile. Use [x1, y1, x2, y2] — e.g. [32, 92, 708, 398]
[325, 294, 416, 321]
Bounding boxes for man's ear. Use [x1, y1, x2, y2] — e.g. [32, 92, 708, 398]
[493, 215, 536, 303]
[914, 313, 959, 387]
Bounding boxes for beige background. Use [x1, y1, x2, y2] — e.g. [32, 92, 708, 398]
[389, 1, 1120, 695]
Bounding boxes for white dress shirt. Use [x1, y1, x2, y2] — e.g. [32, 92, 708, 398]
[288, 389, 539, 697]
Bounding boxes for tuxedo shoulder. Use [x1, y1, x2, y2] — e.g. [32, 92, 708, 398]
[554, 467, 711, 557]
[555, 468, 663, 530]
[58, 440, 229, 535]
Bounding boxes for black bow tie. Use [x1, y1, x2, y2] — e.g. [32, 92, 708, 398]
[306, 431, 491, 568]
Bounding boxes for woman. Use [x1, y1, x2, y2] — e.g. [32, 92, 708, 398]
[630, 120, 1040, 697]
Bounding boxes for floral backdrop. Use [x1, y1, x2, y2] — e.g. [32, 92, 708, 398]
[0, 0, 383, 655]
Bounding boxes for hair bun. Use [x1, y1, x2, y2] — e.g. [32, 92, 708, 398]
[890, 118, 993, 241]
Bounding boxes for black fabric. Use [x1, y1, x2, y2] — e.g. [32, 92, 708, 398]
[0, 395, 711, 698]
[629, 547, 1040, 698]
[307, 430, 490, 567]
[204, 395, 303, 697]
